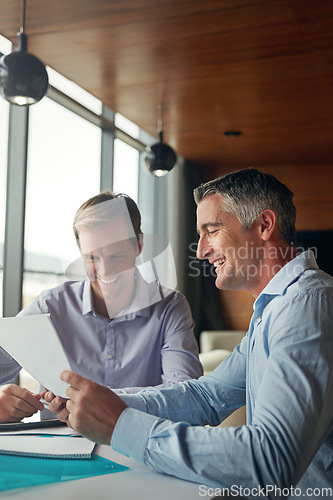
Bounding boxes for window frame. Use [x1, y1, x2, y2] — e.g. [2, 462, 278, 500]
[2, 82, 154, 318]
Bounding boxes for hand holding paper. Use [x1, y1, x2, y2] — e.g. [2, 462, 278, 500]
[41, 389, 68, 418]
[0, 315, 71, 398]
[0, 384, 44, 422]
[49, 371, 128, 444]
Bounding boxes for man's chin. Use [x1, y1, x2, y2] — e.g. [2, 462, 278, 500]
[215, 276, 225, 290]
[215, 272, 234, 291]
[215, 267, 227, 289]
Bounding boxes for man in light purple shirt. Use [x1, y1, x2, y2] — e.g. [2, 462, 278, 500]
[0, 192, 202, 422]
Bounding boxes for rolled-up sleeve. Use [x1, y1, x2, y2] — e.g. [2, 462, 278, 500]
[112, 287, 333, 497]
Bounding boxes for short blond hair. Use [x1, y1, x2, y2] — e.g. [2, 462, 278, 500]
[73, 192, 142, 248]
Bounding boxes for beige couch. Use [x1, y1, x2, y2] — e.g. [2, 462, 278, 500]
[199, 330, 246, 427]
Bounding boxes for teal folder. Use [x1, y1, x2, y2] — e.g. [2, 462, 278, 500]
[0, 453, 129, 492]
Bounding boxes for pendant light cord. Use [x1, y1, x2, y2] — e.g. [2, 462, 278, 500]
[157, 102, 164, 143]
[17, 0, 27, 52]
[20, 0, 26, 33]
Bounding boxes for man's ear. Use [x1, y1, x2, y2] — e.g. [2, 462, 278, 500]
[136, 234, 144, 256]
[258, 209, 277, 241]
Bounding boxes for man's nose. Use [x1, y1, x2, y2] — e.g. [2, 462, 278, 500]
[196, 236, 212, 260]
[95, 258, 114, 278]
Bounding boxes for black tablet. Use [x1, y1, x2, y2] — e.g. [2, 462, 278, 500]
[0, 419, 67, 432]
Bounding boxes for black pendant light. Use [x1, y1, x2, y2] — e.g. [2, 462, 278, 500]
[0, 0, 48, 105]
[143, 103, 177, 177]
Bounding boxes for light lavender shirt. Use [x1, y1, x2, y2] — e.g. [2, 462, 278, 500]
[0, 271, 202, 395]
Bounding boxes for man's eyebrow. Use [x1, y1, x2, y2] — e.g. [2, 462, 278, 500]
[82, 251, 95, 258]
[82, 246, 128, 257]
[197, 221, 222, 235]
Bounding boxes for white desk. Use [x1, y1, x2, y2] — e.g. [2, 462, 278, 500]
[0, 444, 214, 499]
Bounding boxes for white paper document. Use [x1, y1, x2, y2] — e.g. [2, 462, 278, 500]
[0, 314, 71, 397]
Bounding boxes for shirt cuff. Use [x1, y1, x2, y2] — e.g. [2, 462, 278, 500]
[111, 407, 159, 463]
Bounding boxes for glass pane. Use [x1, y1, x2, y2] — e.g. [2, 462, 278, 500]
[21, 97, 101, 393]
[23, 97, 101, 308]
[0, 34, 12, 53]
[113, 138, 139, 202]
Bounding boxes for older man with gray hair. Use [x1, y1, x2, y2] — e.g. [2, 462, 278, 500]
[47, 169, 333, 498]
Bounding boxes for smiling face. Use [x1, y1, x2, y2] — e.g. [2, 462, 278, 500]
[196, 194, 264, 295]
[79, 215, 141, 318]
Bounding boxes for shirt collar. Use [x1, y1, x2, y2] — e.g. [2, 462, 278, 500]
[82, 279, 94, 316]
[256, 249, 318, 303]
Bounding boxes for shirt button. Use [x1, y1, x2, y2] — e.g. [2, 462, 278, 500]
[108, 354, 113, 360]
[256, 316, 262, 325]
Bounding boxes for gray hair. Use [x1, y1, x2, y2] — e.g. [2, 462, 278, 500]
[194, 168, 296, 244]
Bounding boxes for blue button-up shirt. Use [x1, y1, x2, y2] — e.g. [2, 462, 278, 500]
[0, 271, 202, 393]
[113, 251, 333, 498]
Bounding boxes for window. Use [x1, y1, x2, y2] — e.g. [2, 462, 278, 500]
[20, 96, 102, 393]
[113, 138, 139, 202]
[0, 59, 151, 394]
[23, 97, 101, 308]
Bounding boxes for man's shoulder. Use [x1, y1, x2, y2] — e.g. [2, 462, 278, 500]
[36, 280, 86, 302]
[263, 270, 333, 346]
[156, 283, 186, 304]
[18, 280, 87, 316]
[291, 268, 333, 298]
[143, 280, 188, 310]
[266, 268, 333, 324]
[262, 267, 333, 314]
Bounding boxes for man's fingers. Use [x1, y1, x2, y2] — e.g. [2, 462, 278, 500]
[4, 395, 42, 420]
[12, 387, 44, 412]
[50, 375, 126, 443]
[38, 390, 48, 400]
[0, 384, 45, 422]
[44, 391, 56, 403]
[61, 370, 91, 390]
[48, 395, 67, 414]
[56, 406, 70, 423]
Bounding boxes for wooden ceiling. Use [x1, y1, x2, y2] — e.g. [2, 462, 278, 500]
[0, 0, 332, 169]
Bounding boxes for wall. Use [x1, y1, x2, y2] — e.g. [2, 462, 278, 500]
[202, 165, 333, 331]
